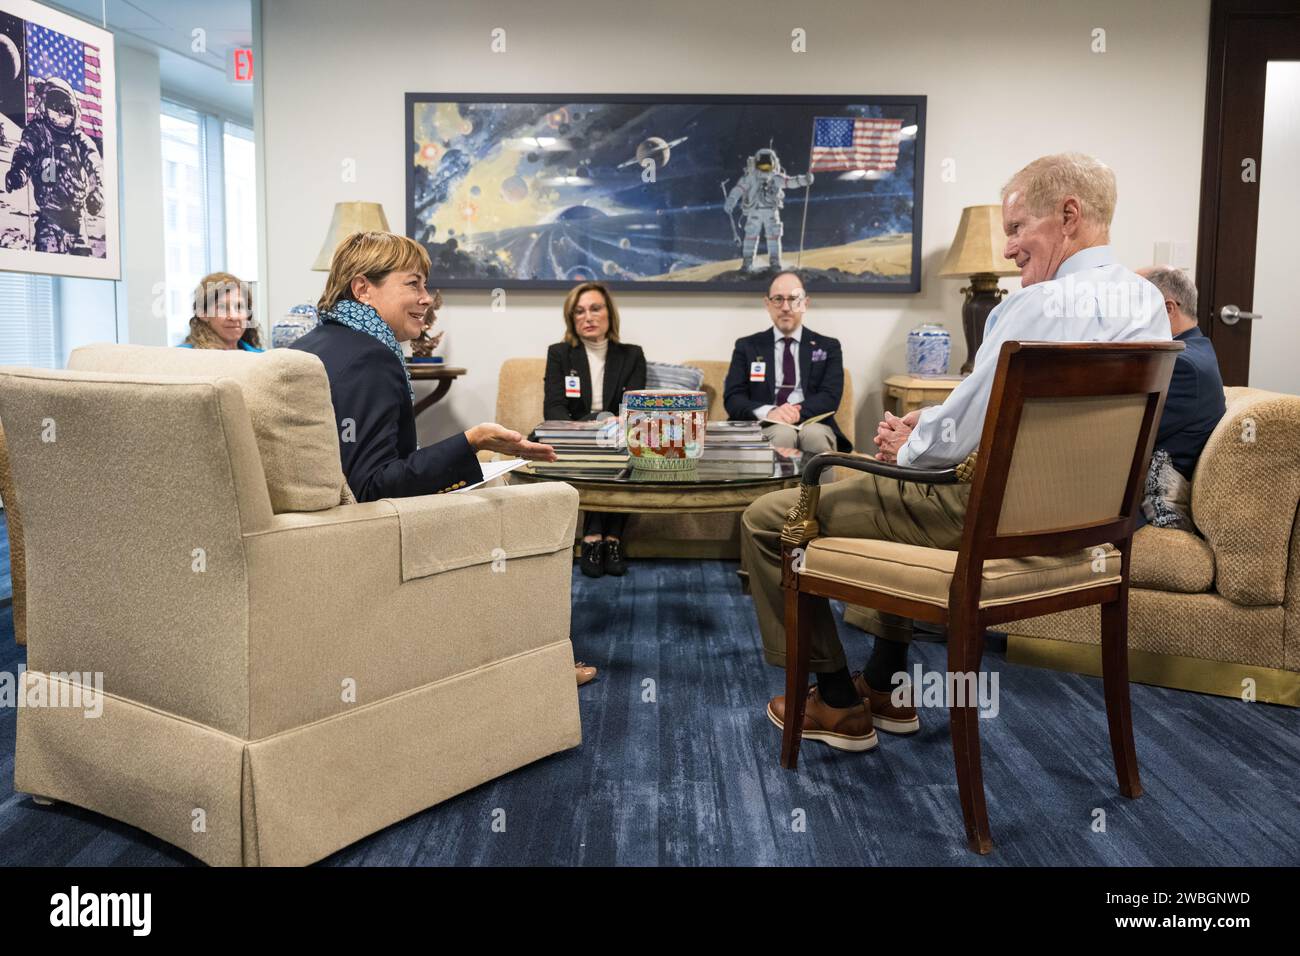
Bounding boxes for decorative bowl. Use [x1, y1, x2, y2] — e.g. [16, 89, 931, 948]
[621, 389, 708, 471]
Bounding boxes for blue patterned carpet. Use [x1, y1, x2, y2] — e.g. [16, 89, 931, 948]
[1, 543, 1297, 866]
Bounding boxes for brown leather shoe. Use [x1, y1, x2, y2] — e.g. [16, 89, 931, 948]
[575, 662, 598, 686]
[766, 687, 878, 752]
[853, 672, 920, 735]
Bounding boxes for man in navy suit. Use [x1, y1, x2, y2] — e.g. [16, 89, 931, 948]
[1137, 266, 1226, 525]
[723, 271, 852, 454]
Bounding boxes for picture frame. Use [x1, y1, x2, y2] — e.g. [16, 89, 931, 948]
[405, 92, 925, 293]
[0, 0, 118, 280]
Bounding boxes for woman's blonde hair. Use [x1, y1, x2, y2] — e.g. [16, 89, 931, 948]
[186, 271, 260, 349]
[562, 282, 621, 347]
[317, 231, 432, 314]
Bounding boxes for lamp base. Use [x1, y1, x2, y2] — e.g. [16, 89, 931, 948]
[959, 273, 1009, 374]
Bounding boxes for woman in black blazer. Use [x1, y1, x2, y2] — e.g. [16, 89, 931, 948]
[544, 282, 646, 579]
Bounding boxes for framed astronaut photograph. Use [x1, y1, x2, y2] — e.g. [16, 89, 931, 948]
[405, 92, 925, 293]
[0, 0, 118, 280]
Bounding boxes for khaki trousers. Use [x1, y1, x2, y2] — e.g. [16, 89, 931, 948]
[761, 421, 837, 455]
[741, 473, 970, 671]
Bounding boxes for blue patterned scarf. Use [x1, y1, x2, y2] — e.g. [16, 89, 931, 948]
[320, 298, 413, 400]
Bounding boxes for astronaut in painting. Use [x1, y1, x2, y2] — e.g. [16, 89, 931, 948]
[3, 77, 104, 255]
[723, 148, 813, 273]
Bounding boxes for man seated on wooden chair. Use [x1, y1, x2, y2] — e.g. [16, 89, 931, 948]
[743, 152, 1174, 752]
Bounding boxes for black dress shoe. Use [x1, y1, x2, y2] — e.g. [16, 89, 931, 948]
[602, 538, 627, 576]
[580, 540, 605, 577]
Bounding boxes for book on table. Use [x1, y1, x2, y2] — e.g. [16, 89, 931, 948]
[759, 410, 833, 431]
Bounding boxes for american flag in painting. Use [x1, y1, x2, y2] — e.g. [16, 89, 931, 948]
[23, 21, 102, 141]
[809, 117, 902, 173]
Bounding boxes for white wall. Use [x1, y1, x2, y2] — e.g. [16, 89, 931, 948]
[115, 45, 167, 346]
[260, 0, 1210, 447]
[1249, 60, 1300, 396]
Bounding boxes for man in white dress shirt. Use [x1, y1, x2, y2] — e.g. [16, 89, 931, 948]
[747, 152, 1173, 753]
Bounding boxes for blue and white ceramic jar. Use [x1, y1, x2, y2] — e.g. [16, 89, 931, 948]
[271, 305, 319, 349]
[906, 323, 951, 377]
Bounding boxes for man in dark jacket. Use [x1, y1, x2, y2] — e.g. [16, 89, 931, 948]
[1137, 267, 1226, 527]
[722, 271, 851, 453]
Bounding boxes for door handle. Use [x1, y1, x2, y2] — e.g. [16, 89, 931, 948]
[1220, 304, 1262, 325]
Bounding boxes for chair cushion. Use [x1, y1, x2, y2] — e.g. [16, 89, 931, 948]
[68, 344, 346, 513]
[1129, 525, 1215, 593]
[800, 538, 1121, 608]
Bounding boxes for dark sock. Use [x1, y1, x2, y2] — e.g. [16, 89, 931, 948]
[815, 667, 859, 708]
[863, 637, 909, 692]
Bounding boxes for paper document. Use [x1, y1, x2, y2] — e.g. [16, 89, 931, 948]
[458, 458, 526, 492]
[762, 410, 833, 431]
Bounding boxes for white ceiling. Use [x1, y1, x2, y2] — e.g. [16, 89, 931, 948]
[46, 0, 254, 122]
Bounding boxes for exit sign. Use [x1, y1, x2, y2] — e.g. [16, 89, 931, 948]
[227, 47, 254, 84]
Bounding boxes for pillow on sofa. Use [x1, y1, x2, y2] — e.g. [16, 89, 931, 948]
[645, 361, 705, 392]
[1141, 448, 1194, 531]
[68, 343, 347, 514]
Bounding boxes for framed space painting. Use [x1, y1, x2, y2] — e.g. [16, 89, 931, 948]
[0, 0, 118, 280]
[405, 92, 925, 293]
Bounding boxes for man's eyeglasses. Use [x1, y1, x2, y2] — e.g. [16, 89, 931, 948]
[766, 294, 806, 308]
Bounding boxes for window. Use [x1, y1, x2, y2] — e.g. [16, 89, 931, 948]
[224, 122, 258, 282]
[0, 273, 58, 368]
[160, 101, 258, 345]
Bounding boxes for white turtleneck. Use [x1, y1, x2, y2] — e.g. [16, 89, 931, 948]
[584, 337, 609, 412]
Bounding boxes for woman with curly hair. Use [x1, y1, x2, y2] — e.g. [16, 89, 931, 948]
[181, 271, 263, 351]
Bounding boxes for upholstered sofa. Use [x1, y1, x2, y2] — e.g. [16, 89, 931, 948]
[0, 344, 583, 865]
[492, 357, 855, 559]
[845, 385, 1300, 705]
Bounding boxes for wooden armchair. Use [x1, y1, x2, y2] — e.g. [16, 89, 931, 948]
[778, 341, 1183, 853]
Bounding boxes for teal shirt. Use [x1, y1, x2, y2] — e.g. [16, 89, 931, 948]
[179, 340, 264, 353]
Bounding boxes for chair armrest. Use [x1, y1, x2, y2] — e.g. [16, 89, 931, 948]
[241, 483, 580, 739]
[782, 452, 977, 547]
[802, 451, 969, 486]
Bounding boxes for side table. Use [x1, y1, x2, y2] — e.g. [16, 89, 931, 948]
[406, 364, 467, 418]
[883, 373, 964, 415]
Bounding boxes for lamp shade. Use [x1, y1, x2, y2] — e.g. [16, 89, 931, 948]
[312, 202, 391, 270]
[938, 205, 1020, 277]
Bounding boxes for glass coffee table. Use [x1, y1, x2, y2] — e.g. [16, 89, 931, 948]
[507, 456, 804, 514]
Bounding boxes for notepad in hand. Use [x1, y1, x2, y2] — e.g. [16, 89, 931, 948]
[457, 458, 525, 492]
[762, 410, 834, 431]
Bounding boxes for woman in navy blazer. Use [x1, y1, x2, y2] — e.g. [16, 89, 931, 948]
[292, 231, 555, 501]
[543, 282, 646, 580]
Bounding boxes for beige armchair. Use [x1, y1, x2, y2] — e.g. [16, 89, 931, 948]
[0, 344, 582, 866]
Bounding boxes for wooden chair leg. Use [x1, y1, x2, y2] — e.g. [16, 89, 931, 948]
[948, 610, 993, 854]
[780, 586, 813, 769]
[1100, 596, 1143, 798]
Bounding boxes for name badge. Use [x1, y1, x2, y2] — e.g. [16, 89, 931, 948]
[564, 375, 582, 397]
[749, 361, 766, 382]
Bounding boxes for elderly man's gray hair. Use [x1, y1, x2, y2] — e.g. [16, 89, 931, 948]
[1144, 266, 1199, 322]
[1002, 153, 1117, 229]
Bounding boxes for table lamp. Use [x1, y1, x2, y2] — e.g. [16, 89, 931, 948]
[938, 205, 1020, 374]
[312, 201, 391, 270]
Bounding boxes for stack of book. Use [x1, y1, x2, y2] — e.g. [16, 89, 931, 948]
[529, 419, 627, 472]
[701, 421, 776, 474]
